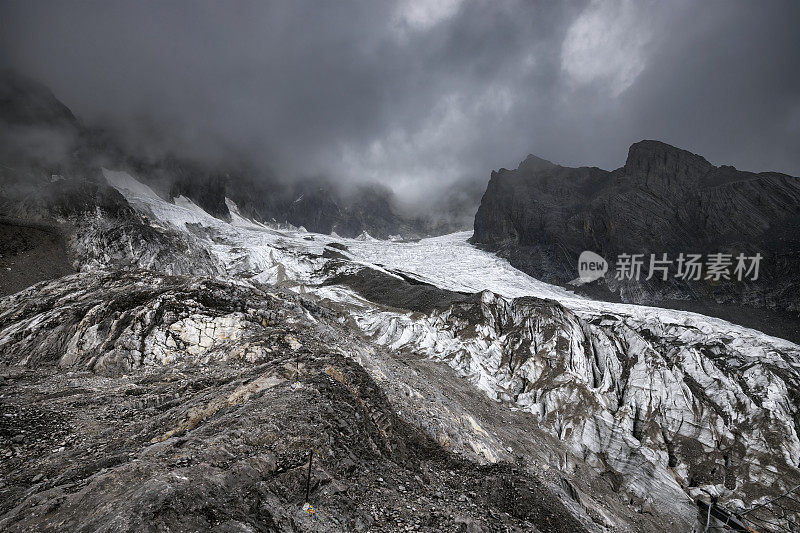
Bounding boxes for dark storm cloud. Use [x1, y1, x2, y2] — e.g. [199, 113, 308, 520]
[1, 0, 799, 205]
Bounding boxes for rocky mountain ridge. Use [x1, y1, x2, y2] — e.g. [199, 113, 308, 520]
[470, 140, 800, 325]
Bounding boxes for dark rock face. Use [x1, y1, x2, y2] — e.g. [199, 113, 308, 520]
[0, 170, 223, 289]
[0, 71, 84, 192]
[0, 222, 73, 296]
[0, 71, 78, 128]
[471, 140, 800, 312]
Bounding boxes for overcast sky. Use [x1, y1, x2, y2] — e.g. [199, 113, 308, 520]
[2, 0, 799, 202]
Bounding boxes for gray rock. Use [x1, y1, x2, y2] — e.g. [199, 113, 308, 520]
[471, 140, 800, 317]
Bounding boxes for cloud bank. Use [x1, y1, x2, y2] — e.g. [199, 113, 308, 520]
[1, 0, 799, 204]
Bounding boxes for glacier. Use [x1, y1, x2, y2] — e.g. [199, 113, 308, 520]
[2, 167, 796, 531]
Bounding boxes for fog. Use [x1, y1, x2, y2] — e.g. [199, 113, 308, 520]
[2, 0, 799, 207]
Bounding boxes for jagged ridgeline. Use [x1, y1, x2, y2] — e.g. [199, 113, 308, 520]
[471, 141, 800, 322]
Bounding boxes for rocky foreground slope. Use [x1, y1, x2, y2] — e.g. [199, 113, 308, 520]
[0, 271, 600, 532]
[1, 168, 799, 531]
[471, 141, 800, 320]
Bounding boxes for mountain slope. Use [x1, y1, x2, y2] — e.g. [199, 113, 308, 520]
[1, 271, 604, 533]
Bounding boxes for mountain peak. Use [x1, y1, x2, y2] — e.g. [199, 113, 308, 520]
[518, 153, 557, 172]
[623, 140, 713, 181]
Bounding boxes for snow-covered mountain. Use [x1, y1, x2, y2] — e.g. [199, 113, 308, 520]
[2, 166, 797, 531]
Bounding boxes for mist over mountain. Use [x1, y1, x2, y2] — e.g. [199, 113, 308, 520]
[2, 1, 799, 205]
[0, 70, 478, 238]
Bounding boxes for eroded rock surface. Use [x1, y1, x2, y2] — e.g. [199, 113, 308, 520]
[1, 272, 615, 532]
[351, 286, 800, 524]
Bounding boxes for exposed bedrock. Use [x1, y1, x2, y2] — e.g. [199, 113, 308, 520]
[1, 271, 627, 532]
[470, 140, 800, 315]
